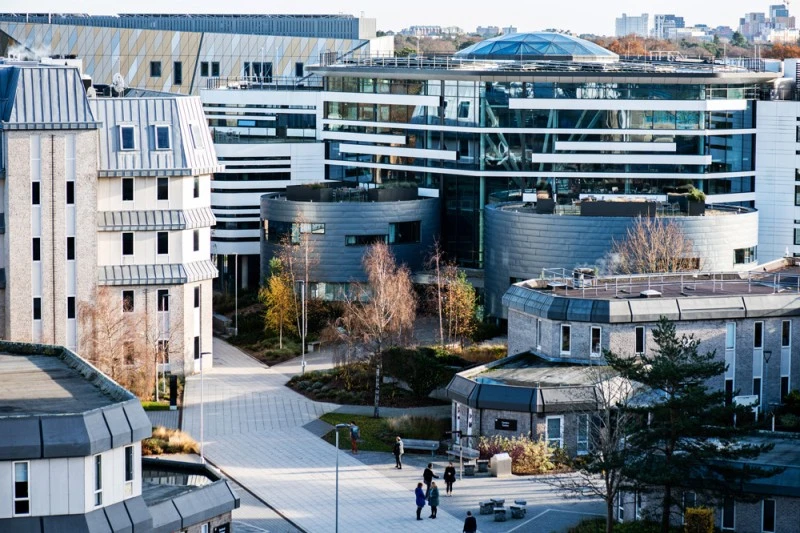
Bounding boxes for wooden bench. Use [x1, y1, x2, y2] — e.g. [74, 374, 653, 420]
[447, 444, 480, 462]
[402, 439, 439, 456]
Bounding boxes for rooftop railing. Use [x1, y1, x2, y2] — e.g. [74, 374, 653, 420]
[205, 75, 323, 91]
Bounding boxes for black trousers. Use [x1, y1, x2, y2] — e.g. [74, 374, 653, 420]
[424, 482, 431, 498]
[395, 454, 402, 467]
[416, 506, 423, 519]
[446, 481, 454, 493]
[430, 505, 437, 517]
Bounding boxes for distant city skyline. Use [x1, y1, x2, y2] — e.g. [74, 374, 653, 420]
[0, 0, 788, 35]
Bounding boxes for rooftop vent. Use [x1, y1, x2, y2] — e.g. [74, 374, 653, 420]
[640, 289, 662, 298]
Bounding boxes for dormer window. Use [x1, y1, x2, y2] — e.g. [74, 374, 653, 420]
[189, 123, 205, 150]
[155, 125, 171, 150]
[119, 125, 136, 151]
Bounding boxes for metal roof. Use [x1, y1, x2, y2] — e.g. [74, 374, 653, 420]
[90, 96, 222, 177]
[98, 260, 218, 286]
[97, 207, 216, 231]
[0, 65, 99, 130]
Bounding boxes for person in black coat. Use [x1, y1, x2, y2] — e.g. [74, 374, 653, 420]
[443, 461, 456, 496]
[463, 511, 477, 533]
[393, 436, 404, 469]
[422, 463, 438, 499]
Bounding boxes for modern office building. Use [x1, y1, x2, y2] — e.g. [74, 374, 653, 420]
[653, 14, 686, 40]
[260, 184, 439, 298]
[0, 59, 218, 375]
[310, 32, 778, 274]
[0, 13, 387, 95]
[0, 339, 239, 531]
[615, 13, 651, 38]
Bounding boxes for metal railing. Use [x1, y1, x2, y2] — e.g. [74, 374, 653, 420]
[205, 75, 323, 91]
[537, 268, 800, 299]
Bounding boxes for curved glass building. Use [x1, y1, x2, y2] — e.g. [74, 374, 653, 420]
[312, 35, 778, 274]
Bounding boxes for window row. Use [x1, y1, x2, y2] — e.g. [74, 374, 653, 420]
[119, 125, 172, 151]
[11, 447, 136, 516]
[149, 61, 183, 85]
[32, 297, 76, 320]
[264, 220, 422, 246]
[31, 181, 75, 205]
[122, 177, 171, 202]
[120, 230, 201, 256]
[32, 237, 76, 261]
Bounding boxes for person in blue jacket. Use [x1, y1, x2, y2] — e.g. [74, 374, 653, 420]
[414, 482, 426, 521]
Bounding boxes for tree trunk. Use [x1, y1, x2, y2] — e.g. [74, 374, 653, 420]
[606, 498, 615, 533]
[279, 324, 283, 349]
[436, 256, 444, 348]
[373, 356, 382, 418]
[661, 485, 672, 533]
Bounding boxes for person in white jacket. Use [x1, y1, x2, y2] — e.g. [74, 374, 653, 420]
[393, 436, 405, 469]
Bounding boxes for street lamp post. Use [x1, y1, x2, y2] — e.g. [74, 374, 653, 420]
[446, 430, 464, 480]
[297, 280, 306, 375]
[334, 423, 350, 533]
[200, 351, 212, 464]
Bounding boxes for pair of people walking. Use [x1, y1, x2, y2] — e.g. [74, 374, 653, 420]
[414, 481, 439, 519]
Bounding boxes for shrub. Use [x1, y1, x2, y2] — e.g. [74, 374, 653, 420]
[477, 434, 557, 475]
[684, 507, 714, 533]
[383, 347, 453, 398]
[141, 401, 170, 411]
[471, 320, 507, 342]
[143, 426, 199, 456]
[386, 415, 450, 441]
[779, 413, 800, 429]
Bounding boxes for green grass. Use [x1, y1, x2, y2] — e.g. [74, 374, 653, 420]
[141, 401, 170, 411]
[319, 413, 450, 453]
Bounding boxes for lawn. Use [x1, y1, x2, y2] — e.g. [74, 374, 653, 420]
[320, 413, 451, 453]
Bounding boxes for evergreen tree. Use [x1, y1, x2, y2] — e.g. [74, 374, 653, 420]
[604, 317, 778, 533]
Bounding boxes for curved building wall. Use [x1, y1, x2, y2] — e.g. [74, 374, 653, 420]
[484, 205, 759, 318]
[260, 196, 440, 286]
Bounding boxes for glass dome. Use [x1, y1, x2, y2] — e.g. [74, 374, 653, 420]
[455, 32, 619, 63]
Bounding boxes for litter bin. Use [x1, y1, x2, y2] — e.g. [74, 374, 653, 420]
[489, 452, 512, 478]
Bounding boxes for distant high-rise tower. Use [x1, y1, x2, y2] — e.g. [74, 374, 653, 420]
[615, 13, 650, 37]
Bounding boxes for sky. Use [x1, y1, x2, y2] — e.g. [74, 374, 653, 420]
[0, 0, 788, 35]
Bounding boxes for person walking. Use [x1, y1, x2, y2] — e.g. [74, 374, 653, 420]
[428, 482, 440, 518]
[349, 421, 359, 454]
[443, 461, 456, 496]
[463, 511, 477, 533]
[422, 463, 438, 499]
[393, 436, 404, 469]
[414, 483, 425, 521]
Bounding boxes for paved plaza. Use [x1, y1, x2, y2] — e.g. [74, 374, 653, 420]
[182, 338, 604, 532]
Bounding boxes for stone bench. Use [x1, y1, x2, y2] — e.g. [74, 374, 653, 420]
[479, 502, 495, 515]
[494, 508, 507, 522]
[510, 506, 525, 519]
[402, 439, 439, 456]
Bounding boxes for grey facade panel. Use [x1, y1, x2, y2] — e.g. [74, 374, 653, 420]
[84, 411, 113, 455]
[0, 517, 41, 533]
[123, 496, 153, 533]
[122, 400, 153, 443]
[84, 509, 113, 533]
[628, 299, 681, 322]
[0, 417, 41, 459]
[476, 384, 535, 411]
[103, 502, 133, 533]
[677, 296, 746, 320]
[743, 294, 800, 318]
[260, 196, 440, 284]
[148, 502, 182, 533]
[41, 514, 93, 533]
[484, 205, 759, 318]
[102, 406, 133, 449]
[40, 414, 91, 457]
[173, 481, 239, 528]
[446, 375, 477, 406]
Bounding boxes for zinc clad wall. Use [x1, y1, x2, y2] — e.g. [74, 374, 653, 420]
[484, 206, 759, 318]
[260, 197, 439, 283]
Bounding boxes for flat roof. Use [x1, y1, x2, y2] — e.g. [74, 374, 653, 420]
[477, 352, 610, 387]
[0, 352, 117, 416]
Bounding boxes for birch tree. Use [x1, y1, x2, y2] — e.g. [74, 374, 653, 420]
[260, 257, 297, 348]
[609, 216, 698, 275]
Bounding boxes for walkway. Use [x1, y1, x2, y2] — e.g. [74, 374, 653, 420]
[183, 338, 465, 532]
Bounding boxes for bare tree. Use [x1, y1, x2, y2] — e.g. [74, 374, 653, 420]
[336, 242, 416, 418]
[427, 243, 477, 348]
[608, 216, 699, 275]
[78, 286, 163, 399]
[549, 368, 636, 533]
[426, 241, 446, 348]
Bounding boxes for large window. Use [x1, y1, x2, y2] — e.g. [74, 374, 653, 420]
[635, 326, 645, 355]
[795, 185, 800, 206]
[734, 246, 757, 265]
[722, 497, 735, 531]
[122, 232, 134, 256]
[536, 318, 542, 349]
[150, 61, 161, 77]
[782, 320, 791, 348]
[590, 326, 601, 357]
[67, 237, 75, 260]
[200, 61, 209, 77]
[726, 322, 736, 350]
[194, 286, 200, 308]
[345, 234, 387, 246]
[193, 230, 200, 252]
[122, 178, 134, 201]
[119, 125, 136, 151]
[67, 296, 76, 320]
[211, 62, 220, 77]
[13, 461, 30, 516]
[157, 289, 169, 312]
[754, 321, 764, 348]
[33, 298, 41, 320]
[123, 290, 135, 313]
[762, 499, 776, 533]
[94, 454, 103, 506]
[32, 238, 40, 261]
[157, 232, 169, 255]
[66, 181, 75, 204]
[173, 61, 183, 85]
[388, 221, 420, 244]
[194, 336, 200, 360]
[577, 414, 589, 455]
[157, 177, 169, 201]
[124, 445, 135, 495]
[560, 325, 571, 355]
[32, 182, 40, 205]
[546, 416, 563, 448]
[155, 125, 171, 150]
[193, 176, 200, 198]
